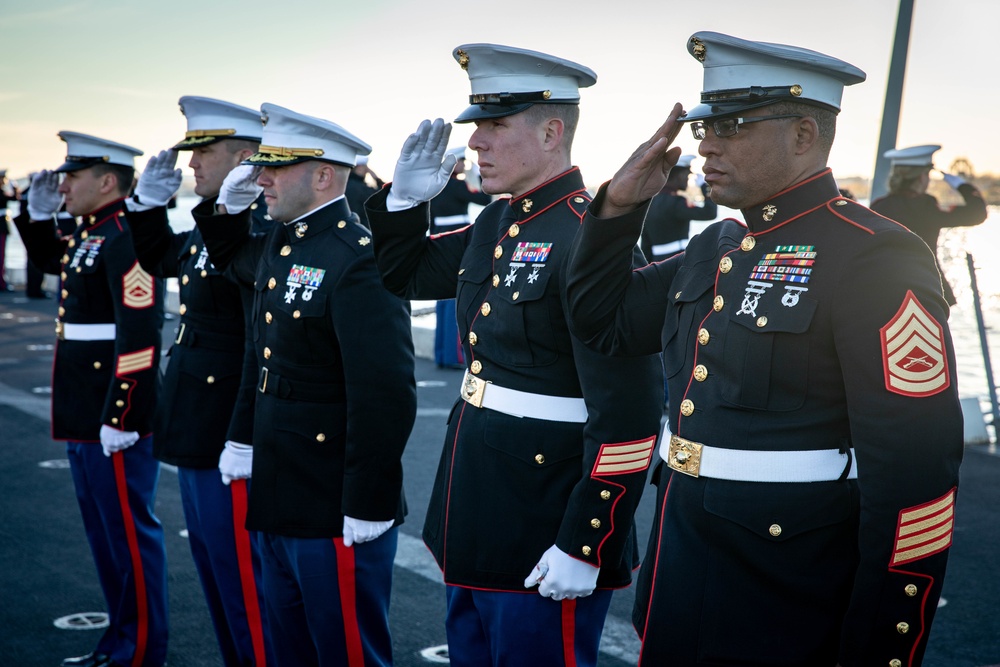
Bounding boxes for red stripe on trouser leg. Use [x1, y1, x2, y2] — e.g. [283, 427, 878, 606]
[112, 451, 148, 667]
[230, 479, 267, 666]
[562, 598, 577, 667]
[334, 538, 366, 666]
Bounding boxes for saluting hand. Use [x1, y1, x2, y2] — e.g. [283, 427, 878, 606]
[386, 118, 457, 211]
[134, 149, 183, 207]
[27, 170, 62, 221]
[598, 103, 686, 218]
[217, 165, 263, 214]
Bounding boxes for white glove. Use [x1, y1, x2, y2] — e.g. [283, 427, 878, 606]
[386, 118, 457, 211]
[941, 172, 967, 190]
[100, 425, 141, 457]
[218, 441, 253, 485]
[27, 170, 62, 220]
[218, 165, 263, 214]
[342, 516, 394, 547]
[524, 545, 599, 600]
[132, 149, 182, 208]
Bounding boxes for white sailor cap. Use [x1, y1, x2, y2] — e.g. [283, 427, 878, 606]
[684, 31, 866, 122]
[884, 144, 940, 168]
[674, 154, 696, 169]
[244, 103, 371, 168]
[173, 96, 263, 150]
[452, 43, 597, 123]
[55, 131, 143, 173]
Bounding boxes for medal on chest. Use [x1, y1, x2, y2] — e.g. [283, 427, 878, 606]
[283, 264, 326, 304]
[69, 236, 105, 268]
[503, 241, 552, 289]
[737, 244, 816, 317]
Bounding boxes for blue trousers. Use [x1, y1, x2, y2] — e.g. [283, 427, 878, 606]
[257, 528, 397, 667]
[434, 299, 464, 367]
[67, 437, 169, 667]
[177, 468, 271, 666]
[445, 586, 613, 667]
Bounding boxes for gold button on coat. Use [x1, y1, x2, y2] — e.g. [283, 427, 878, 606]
[896, 622, 909, 634]
[493, 275, 499, 287]
[470, 360, 482, 374]
[480, 303, 491, 316]
[250, 203, 258, 210]
[713, 295, 724, 311]
[834, 199, 848, 206]
[280, 245, 291, 256]
[590, 519, 601, 529]
[494, 246, 503, 259]
[68, 239, 76, 248]
[720, 256, 732, 273]
[120, 382, 129, 390]
[581, 546, 592, 556]
[741, 236, 756, 251]
[316, 433, 326, 442]
[338, 220, 346, 228]
[693, 365, 708, 381]
[293, 310, 301, 319]
[768, 524, 782, 537]
[81, 230, 89, 239]
[58, 306, 65, 316]
[512, 291, 519, 300]
[201, 270, 207, 278]
[469, 332, 478, 345]
[93, 361, 101, 370]
[680, 399, 694, 416]
[61, 289, 68, 298]
[535, 454, 545, 464]
[268, 277, 276, 289]
[263, 347, 271, 359]
[265, 312, 273, 324]
[890, 661, 902, 667]
[600, 490, 611, 500]
[698, 328, 710, 345]
[190, 244, 198, 255]
[207, 376, 215, 384]
[182, 275, 189, 285]
[179, 304, 187, 315]
[509, 224, 519, 237]
[116, 400, 124, 407]
[904, 584, 918, 597]
[111, 417, 119, 425]
[756, 316, 768, 328]
[61, 272, 67, 280]
[61, 254, 69, 264]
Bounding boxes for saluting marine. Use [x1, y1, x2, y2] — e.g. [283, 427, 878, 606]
[17, 133, 168, 667]
[125, 96, 272, 666]
[191, 103, 417, 667]
[366, 44, 663, 667]
[566, 32, 964, 666]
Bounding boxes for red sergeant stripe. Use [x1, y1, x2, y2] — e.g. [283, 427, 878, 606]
[230, 480, 267, 666]
[334, 538, 365, 666]
[112, 452, 148, 667]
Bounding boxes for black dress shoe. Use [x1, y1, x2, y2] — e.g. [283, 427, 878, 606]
[61, 652, 111, 667]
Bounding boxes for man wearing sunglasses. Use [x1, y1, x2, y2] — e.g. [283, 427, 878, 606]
[566, 31, 963, 666]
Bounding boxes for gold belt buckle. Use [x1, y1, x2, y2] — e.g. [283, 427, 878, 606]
[174, 322, 186, 345]
[667, 434, 704, 477]
[460, 370, 488, 408]
[55, 320, 65, 340]
[259, 366, 269, 394]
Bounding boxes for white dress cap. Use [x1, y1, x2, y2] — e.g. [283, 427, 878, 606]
[452, 43, 597, 123]
[675, 154, 696, 169]
[684, 31, 866, 121]
[174, 96, 263, 149]
[245, 103, 372, 168]
[55, 131, 143, 173]
[883, 144, 941, 167]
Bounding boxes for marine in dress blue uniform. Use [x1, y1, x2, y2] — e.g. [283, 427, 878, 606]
[870, 144, 988, 306]
[429, 147, 493, 368]
[16, 133, 168, 667]
[638, 154, 718, 263]
[190, 104, 417, 667]
[366, 44, 663, 667]
[125, 96, 273, 667]
[566, 32, 964, 667]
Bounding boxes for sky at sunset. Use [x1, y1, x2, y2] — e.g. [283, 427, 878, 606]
[1, 0, 996, 189]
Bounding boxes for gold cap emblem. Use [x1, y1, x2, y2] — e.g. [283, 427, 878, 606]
[790, 84, 803, 97]
[456, 49, 469, 69]
[521, 198, 533, 213]
[690, 37, 707, 62]
[762, 204, 777, 222]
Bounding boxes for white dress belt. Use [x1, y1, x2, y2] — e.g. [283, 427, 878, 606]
[59, 322, 117, 341]
[651, 239, 689, 257]
[460, 370, 588, 423]
[660, 422, 858, 482]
